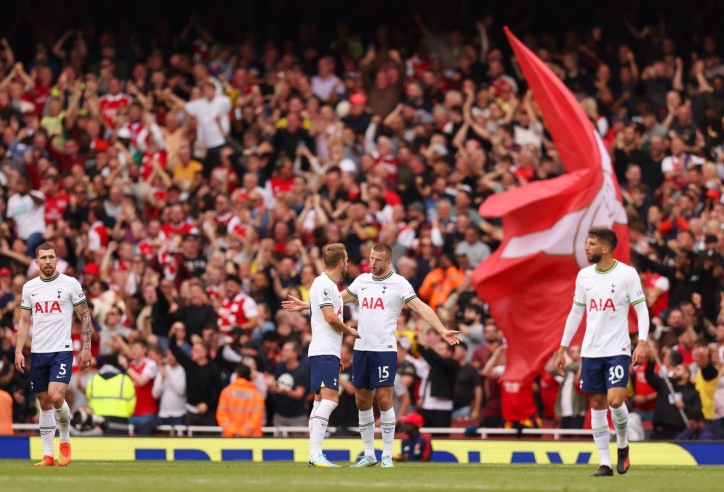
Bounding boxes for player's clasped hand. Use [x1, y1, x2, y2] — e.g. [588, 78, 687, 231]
[631, 340, 648, 367]
[347, 327, 361, 339]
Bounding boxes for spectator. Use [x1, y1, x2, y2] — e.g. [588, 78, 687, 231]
[217, 274, 258, 334]
[676, 408, 718, 440]
[454, 226, 491, 268]
[168, 324, 221, 426]
[394, 412, 432, 462]
[216, 363, 264, 437]
[418, 254, 463, 311]
[645, 352, 702, 440]
[85, 354, 136, 436]
[419, 329, 459, 428]
[329, 342, 358, 434]
[151, 347, 187, 427]
[173, 280, 217, 338]
[452, 341, 482, 421]
[117, 339, 158, 435]
[457, 305, 485, 360]
[555, 345, 587, 429]
[265, 340, 309, 428]
[6, 174, 45, 256]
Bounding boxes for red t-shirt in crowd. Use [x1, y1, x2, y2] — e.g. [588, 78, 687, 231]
[129, 357, 158, 417]
[44, 193, 70, 224]
[217, 292, 259, 332]
[99, 93, 133, 128]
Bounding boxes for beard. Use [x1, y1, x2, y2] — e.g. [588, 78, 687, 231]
[463, 317, 476, 325]
[341, 266, 347, 279]
[587, 252, 602, 264]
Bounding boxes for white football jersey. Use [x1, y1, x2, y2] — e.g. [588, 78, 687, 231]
[346, 271, 417, 352]
[21, 272, 85, 353]
[572, 260, 645, 358]
[309, 273, 344, 357]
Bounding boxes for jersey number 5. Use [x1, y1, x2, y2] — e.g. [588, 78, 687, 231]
[58, 363, 67, 377]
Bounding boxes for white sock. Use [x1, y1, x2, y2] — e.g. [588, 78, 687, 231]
[310, 400, 337, 458]
[309, 400, 320, 437]
[380, 408, 396, 458]
[358, 409, 376, 458]
[54, 400, 71, 444]
[610, 404, 629, 449]
[39, 410, 56, 457]
[591, 409, 611, 468]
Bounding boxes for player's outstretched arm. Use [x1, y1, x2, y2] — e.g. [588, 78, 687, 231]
[406, 297, 461, 345]
[631, 299, 650, 366]
[74, 301, 93, 370]
[281, 295, 309, 312]
[14, 308, 31, 374]
[555, 302, 585, 376]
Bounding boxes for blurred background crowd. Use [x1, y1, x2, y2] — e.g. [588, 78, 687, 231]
[0, 0, 722, 441]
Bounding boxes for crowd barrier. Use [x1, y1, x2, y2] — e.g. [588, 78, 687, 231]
[2, 431, 723, 465]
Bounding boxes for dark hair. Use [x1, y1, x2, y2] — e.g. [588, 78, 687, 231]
[90, 203, 106, 222]
[371, 243, 393, 260]
[35, 243, 57, 258]
[686, 407, 705, 422]
[235, 363, 252, 380]
[457, 340, 469, 351]
[133, 339, 148, 350]
[225, 274, 242, 285]
[668, 349, 684, 366]
[588, 227, 618, 249]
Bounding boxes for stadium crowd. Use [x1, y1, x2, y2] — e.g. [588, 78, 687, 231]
[0, 4, 723, 441]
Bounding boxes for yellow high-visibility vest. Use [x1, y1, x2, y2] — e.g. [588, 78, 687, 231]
[86, 372, 136, 418]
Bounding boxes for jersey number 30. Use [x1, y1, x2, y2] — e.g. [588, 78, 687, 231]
[608, 365, 624, 383]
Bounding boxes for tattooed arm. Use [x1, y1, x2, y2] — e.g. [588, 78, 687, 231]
[74, 300, 93, 370]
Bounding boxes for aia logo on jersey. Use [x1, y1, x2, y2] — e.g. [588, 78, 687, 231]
[589, 298, 615, 311]
[361, 297, 385, 310]
[35, 301, 62, 313]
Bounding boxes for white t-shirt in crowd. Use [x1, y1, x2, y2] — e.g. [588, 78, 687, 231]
[185, 95, 232, 148]
[7, 190, 45, 240]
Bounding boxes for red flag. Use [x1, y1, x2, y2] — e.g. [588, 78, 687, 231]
[472, 28, 630, 389]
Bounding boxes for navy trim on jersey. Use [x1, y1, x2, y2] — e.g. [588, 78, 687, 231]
[73, 299, 87, 307]
[372, 271, 393, 281]
[403, 295, 418, 303]
[21, 306, 31, 310]
[346, 287, 358, 298]
[39, 272, 60, 282]
[318, 303, 333, 308]
[323, 272, 338, 285]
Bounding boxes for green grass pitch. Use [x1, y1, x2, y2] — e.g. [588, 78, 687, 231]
[0, 462, 722, 492]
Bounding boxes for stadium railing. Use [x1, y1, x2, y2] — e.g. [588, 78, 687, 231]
[14, 423, 599, 439]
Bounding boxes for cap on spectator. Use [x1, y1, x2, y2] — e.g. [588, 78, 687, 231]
[243, 340, 260, 351]
[408, 201, 425, 213]
[229, 327, 244, 337]
[702, 249, 724, 266]
[83, 263, 100, 277]
[0, 268, 12, 277]
[706, 189, 721, 201]
[349, 93, 366, 106]
[117, 127, 132, 139]
[399, 412, 424, 427]
[339, 158, 357, 174]
[397, 336, 411, 350]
